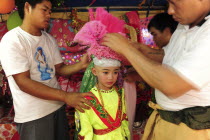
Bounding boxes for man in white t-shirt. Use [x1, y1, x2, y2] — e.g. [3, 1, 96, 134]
[102, 0, 210, 139]
[0, 0, 94, 140]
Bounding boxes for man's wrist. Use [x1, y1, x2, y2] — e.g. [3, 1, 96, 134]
[58, 90, 67, 103]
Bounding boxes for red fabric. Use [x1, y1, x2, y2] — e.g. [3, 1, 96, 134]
[85, 95, 122, 132]
[125, 11, 142, 43]
[11, 132, 20, 140]
[0, 22, 8, 41]
[0, 115, 18, 140]
[78, 134, 85, 140]
[48, 19, 76, 53]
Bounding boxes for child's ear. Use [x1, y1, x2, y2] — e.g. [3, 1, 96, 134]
[92, 67, 97, 76]
[25, 2, 32, 14]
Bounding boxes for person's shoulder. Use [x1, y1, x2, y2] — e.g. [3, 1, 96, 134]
[196, 19, 210, 38]
[42, 31, 57, 43]
[1, 27, 20, 41]
[42, 31, 54, 39]
[175, 23, 185, 31]
[87, 87, 98, 98]
[84, 93, 95, 101]
[0, 27, 23, 49]
[90, 87, 97, 93]
[201, 18, 210, 30]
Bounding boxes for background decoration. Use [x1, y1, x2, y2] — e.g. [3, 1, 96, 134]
[0, 0, 15, 14]
[63, 0, 167, 7]
[0, 22, 8, 41]
[6, 11, 22, 31]
[140, 16, 156, 47]
[49, 19, 75, 53]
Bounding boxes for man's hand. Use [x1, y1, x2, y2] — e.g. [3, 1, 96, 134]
[80, 53, 90, 69]
[101, 33, 132, 55]
[64, 92, 94, 113]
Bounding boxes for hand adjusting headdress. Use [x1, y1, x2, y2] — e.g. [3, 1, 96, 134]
[73, 7, 128, 92]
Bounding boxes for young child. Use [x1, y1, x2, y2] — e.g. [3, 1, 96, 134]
[75, 57, 130, 140]
[72, 8, 130, 140]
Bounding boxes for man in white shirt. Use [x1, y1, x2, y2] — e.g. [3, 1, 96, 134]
[125, 13, 178, 82]
[102, 0, 210, 139]
[0, 0, 93, 140]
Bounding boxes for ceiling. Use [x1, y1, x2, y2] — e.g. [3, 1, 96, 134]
[63, 0, 168, 7]
[52, 0, 168, 12]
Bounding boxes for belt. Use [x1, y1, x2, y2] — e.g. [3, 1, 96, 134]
[93, 126, 120, 135]
[157, 106, 210, 130]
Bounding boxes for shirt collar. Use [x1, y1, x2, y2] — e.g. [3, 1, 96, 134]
[197, 12, 210, 26]
[182, 12, 210, 30]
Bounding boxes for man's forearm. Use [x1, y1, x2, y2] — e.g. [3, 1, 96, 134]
[55, 62, 85, 76]
[133, 43, 164, 63]
[122, 47, 196, 98]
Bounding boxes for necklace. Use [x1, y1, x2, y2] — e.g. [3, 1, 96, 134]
[96, 85, 116, 107]
[96, 85, 123, 128]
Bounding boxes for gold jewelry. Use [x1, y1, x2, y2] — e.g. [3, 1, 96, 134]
[96, 85, 123, 128]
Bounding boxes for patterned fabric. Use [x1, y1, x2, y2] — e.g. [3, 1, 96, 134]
[123, 11, 141, 42]
[0, 114, 18, 140]
[48, 19, 75, 53]
[79, 61, 96, 93]
[58, 72, 83, 93]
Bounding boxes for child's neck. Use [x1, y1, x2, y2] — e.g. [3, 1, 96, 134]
[96, 84, 113, 91]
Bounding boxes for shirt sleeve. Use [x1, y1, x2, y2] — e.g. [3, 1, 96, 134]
[172, 26, 210, 88]
[0, 33, 29, 77]
[47, 34, 63, 65]
[75, 110, 93, 140]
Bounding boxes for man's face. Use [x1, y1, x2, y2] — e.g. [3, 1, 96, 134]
[167, 0, 203, 26]
[29, 0, 52, 30]
[149, 27, 171, 48]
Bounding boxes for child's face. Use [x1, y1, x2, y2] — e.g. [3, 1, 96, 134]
[27, 0, 52, 30]
[92, 66, 120, 90]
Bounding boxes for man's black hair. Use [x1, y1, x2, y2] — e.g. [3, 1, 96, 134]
[148, 13, 178, 34]
[15, 0, 56, 19]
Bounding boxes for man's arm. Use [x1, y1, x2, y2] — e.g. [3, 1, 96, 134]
[55, 54, 89, 76]
[102, 33, 197, 98]
[124, 43, 164, 83]
[12, 70, 93, 112]
[131, 42, 164, 63]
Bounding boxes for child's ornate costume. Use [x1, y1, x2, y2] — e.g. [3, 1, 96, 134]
[75, 86, 129, 140]
[73, 8, 130, 140]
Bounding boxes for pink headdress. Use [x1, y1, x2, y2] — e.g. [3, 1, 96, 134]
[73, 7, 129, 65]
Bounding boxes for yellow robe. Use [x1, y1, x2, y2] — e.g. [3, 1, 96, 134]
[75, 87, 130, 140]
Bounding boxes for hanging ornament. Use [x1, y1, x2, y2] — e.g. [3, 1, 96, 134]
[0, 0, 15, 14]
[89, 0, 96, 6]
[6, 11, 23, 31]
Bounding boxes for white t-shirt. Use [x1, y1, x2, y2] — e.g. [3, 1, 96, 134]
[0, 27, 64, 123]
[156, 15, 210, 111]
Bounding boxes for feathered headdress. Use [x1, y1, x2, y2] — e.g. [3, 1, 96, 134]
[74, 7, 128, 92]
[73, 7, 129, 64]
